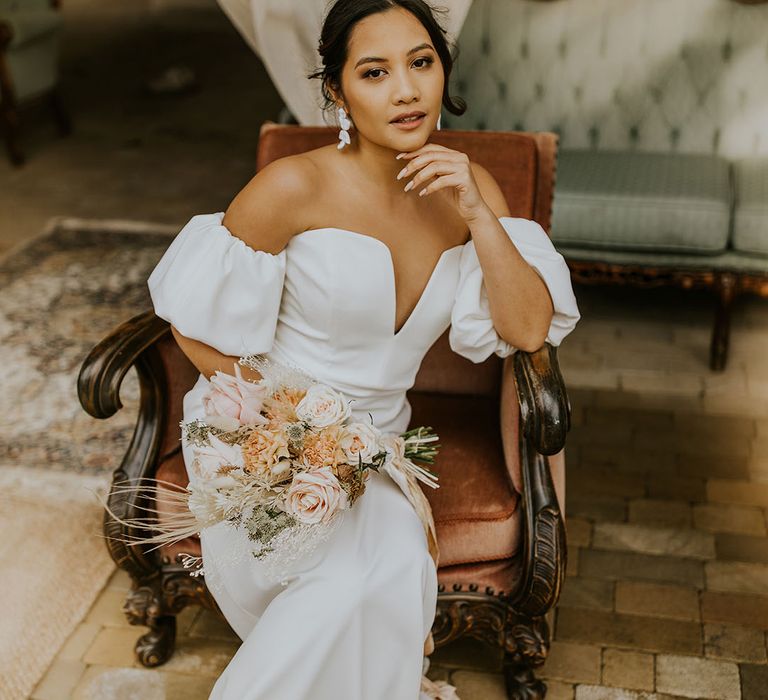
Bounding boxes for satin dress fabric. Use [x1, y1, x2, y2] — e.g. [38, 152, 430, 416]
[147, 212, 580, 699]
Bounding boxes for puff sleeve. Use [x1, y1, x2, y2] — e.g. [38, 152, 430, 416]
[147, 212, 287, 357]
[449, 216, 580, 363]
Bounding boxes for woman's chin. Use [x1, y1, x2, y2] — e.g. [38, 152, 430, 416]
[388, 132, 430, 150]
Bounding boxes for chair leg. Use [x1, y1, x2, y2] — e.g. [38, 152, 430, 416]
[136, 615, 177, 668]
[49, 87, 72, 136]
[124, 578, 178, 667]
[502, 614, 549, 700]
[710, 272, 736, 372]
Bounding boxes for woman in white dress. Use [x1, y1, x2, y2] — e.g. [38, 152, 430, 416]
[146, 1, 580, 697]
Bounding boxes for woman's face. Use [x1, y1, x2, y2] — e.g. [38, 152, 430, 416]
[337, 7, 444, 151]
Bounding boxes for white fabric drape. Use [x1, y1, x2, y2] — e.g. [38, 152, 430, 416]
[215, 0, 474, 126]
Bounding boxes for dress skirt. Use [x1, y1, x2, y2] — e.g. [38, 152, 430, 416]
[181, 376, 439, 700]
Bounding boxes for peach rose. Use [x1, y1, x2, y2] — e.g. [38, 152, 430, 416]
[284, 466, 348, 525]
[202, 362, 269, 427]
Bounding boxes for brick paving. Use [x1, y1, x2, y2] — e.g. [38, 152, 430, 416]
[6, 1, 767, 698]
[29, 287, 768, 699]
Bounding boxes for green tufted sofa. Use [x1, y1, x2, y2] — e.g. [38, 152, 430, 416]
[445, 0, 768, 370]
[0, 0, 70, 165]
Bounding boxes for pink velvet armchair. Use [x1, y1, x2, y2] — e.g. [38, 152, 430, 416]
[78, 123, 570, 699]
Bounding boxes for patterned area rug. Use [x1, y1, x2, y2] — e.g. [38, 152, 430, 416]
[0, 217, 176, 699]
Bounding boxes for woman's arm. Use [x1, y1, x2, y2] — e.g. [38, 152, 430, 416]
[162, 155, 318, 381]
[170, 325, 264, 382]
[397, 147, 556, 353]
[466, 164, 554, 352]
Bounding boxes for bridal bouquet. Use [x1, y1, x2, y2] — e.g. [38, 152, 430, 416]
[100, 354, 440, 584]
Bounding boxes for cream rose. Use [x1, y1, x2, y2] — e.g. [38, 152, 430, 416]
[192, 434, 245, 480]
[339, 422, 382, 465]
[295, 384, 351, 428]
[284, 466, 348, 524]
[202, 362, 269, 427]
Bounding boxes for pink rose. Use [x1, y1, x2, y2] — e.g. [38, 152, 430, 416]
[284, 466, 348, 525]
[202, 362, 269, 427]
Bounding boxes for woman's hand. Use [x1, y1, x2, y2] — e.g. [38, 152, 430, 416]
[395, 144, 489, 223]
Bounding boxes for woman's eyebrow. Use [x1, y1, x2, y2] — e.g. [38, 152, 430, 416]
[354, 43, 435, 69]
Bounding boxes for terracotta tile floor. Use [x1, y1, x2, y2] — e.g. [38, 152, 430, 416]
[5, 1, 767, 698]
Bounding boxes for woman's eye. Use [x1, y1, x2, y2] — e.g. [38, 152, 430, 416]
[363, 57, 434, 80]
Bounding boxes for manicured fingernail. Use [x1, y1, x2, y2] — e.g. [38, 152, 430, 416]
[396, 166, 407, 180]
[395, 153, 404, 159]
[418, 188, 427, 196]
[404, 180, 414, 192]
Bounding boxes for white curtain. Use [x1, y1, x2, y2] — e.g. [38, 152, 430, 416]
[217, 0, 473, 126]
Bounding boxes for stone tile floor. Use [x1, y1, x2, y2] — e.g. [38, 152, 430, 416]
[4, 0, 768, 698]
[29, 288, 768, 699]
[30, 389, 768, 700]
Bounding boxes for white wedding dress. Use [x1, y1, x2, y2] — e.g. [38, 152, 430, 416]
[147, 212, 580, 700]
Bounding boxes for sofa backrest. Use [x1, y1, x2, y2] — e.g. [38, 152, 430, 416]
[447, 0, 768, 158]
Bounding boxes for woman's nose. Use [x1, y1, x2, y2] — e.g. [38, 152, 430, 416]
[391, 67, 420, 104]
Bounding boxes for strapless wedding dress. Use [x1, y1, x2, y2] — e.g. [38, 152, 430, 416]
[147, 212, 579, 699]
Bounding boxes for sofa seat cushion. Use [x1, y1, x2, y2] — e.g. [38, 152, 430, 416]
[408, 392, 521, 568]
[552, 150, 732, 255]
[733, 158, 768, 257]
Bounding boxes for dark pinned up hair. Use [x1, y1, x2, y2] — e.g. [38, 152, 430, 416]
[307, 0, 466, 121]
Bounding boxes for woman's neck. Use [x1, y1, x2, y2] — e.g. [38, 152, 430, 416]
[344, 136, 411, 197]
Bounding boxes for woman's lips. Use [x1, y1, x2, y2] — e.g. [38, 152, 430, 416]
[390, 114, 426, 130]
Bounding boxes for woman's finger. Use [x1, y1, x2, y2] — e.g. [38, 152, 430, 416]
[403, 162, 459, 192]
[397, 151, 464, 182]
[417, 173, 464, 197]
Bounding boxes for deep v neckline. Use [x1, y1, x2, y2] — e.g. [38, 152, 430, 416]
[296, 227, 464, 338]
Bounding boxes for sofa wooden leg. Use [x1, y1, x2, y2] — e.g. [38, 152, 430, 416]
[0, 35, 24, 167]
[0, 104, 23, 165]
[710, 272, 736, 372]
[49, 87, 72, 136]
[502, 614, 549, 700]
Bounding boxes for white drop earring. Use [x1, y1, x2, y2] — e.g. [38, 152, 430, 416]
[337, 106, 351, 150]
[436, 113, 442, 131]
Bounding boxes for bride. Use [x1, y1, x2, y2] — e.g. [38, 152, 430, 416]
[146, 0, 580, 697]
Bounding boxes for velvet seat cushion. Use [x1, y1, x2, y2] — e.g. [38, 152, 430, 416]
[409, 392, 521, 568]
[155, 391, 522, 571]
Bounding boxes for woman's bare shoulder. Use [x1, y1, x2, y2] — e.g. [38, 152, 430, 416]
[222, 152, 323, 254]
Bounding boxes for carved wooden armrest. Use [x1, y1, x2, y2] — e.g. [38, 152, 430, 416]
[77, 309, 170, 419]
[506, 342, 570, 617]
[77, 310, 172, 578]
[513, 343, 570, 456]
